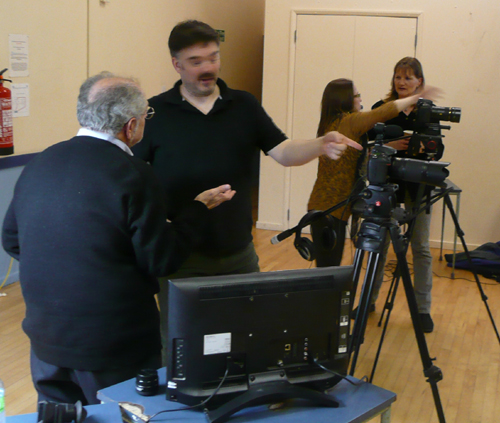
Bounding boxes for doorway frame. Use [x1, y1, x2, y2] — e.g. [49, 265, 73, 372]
[256, 8, 424, 231]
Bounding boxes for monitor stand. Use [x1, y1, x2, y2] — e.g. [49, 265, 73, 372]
[204, 379, 339, 423]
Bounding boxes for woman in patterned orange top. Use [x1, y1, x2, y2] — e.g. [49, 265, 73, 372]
[307, 78, 440, 267]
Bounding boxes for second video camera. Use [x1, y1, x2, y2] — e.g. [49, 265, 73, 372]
[406, 98, 461, 159]
[369, 123, 450, 187]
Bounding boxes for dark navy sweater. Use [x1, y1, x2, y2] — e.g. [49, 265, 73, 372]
[2, 136, 209, 371]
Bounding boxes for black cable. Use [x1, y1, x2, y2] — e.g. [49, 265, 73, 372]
[431, 271, 499, 286]
[340, 176, 366, 223]
[311, 358, 368, 386]
[144, 367, 230, 422]
[383, 258, 499, 285]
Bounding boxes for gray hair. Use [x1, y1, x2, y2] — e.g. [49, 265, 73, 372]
[76, 71, 147, 136]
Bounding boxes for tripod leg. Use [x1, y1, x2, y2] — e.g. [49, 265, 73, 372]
[370, 267, 400, 383]
[390, 224, 446, 423]
[347, 248, 368, 375]
[372, 212, 422, 381]
[376, 236, 395, 325]
[349, 251, 383, 375]
[349, 219, 393, 376]
[443, 193, 500, 345]
[377, 267, 401, 326]
[439, 194, 446, 261]
[350, 247, 365, 297]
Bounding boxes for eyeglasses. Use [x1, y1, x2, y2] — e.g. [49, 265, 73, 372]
[353, 93, 361, 98]
[145, 106, 155, 120]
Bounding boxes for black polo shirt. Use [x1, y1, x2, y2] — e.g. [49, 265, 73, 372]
[132, 79, 287, 256]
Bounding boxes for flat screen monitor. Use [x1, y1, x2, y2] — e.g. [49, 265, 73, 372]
[166, 265, 353, 422]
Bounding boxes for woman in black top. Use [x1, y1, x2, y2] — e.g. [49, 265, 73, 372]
[368, 57, 436, 333]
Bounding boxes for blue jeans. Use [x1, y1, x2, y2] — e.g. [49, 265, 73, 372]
[371, 197, 433, 314]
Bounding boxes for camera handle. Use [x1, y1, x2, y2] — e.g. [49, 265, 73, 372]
[270, 198, 352, 245]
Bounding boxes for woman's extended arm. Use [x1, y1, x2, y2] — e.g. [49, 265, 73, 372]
[394, 85, 443, 112]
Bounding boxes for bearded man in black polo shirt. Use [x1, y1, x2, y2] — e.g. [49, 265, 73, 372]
[131, 20, 362, 363]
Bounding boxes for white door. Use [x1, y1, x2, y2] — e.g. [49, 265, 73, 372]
[288, 14, 418, 228]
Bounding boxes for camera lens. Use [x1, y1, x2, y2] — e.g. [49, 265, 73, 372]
[37, 400, 87, 423]
[136, 368, 159, 396]
[390, 158, 449, 186]
[431, 106, 461, 123]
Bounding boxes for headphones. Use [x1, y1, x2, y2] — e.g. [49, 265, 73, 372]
[294, 210, 337, 261]
[37, 400, 87, 423]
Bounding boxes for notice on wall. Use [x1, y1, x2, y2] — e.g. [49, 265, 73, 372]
[9, 34, 29, 77]
[11, 83, 30, 117]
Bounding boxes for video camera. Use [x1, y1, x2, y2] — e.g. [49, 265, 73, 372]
[406, 99, 461, 159]
[353, 123, 450, 219]
[368, 123, 450, 187]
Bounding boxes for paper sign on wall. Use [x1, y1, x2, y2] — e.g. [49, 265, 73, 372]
[11, 84, 29, 117]
[9, 34, 29, 77]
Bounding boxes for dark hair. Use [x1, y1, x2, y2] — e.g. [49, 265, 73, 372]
[317, 79, 355, 137]
[168, 20, 220, 57]
[384, 57, 425, 101]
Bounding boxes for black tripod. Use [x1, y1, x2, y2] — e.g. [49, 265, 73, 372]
[368, 182, 435, 382]
[348, 182, 447, 423]
[273, 179, 448, 421]
[372, 185, 500, 383]
[272, 123, 498, 423]
[274, 178, 500, 423]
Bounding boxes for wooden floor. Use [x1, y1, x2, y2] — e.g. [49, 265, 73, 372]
[1, 227, 500, 422]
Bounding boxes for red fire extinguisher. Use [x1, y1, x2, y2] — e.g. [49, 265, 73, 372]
[0, 68, 14, 156]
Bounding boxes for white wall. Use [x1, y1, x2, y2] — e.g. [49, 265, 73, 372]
[0, 0, 265, 154]
[88, 0, 265, 101]
[258, 0, 500, 248]
[0, 0, 265, 284]
[0, 1, 88, 154]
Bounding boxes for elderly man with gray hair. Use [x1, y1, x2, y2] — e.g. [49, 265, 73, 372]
[1, 72, 234, 405]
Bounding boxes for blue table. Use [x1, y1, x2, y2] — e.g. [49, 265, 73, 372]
[97, 368, 396, 423]
[6, 402, 122, 423]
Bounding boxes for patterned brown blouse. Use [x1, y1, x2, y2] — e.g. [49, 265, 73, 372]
[307, 101, 398, 221]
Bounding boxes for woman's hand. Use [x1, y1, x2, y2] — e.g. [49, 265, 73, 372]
[386, 138, 409, 151]
[395, 85, 444, 112]
[417, 85, 444, 103]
